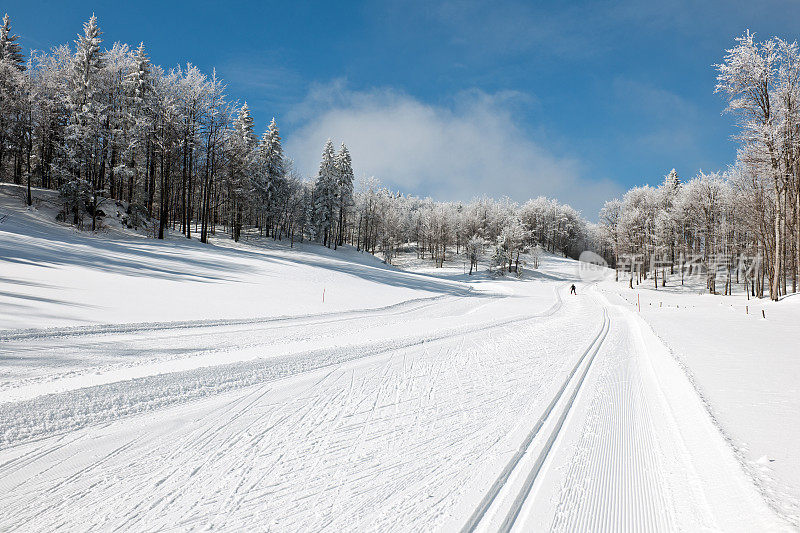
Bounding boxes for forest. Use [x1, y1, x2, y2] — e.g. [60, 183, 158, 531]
[599, 32, 800, 301]
[0, 14, 594, 271]
[2, 15, 799, 298]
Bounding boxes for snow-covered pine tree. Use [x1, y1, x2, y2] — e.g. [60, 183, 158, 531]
[65, 14, 104, 231]
[257, 117, 286, 237]
[664, 168, 680, 190]
[0, 15, 26, 184]
[0, 14, 25, 70]
[313, 139, 338, 247]
[98, 42, 134, 211]
[254, 130, 271, 231]
[235, 102, 256, 145]
[70, 15, 104, 130]
[266, 118, 285, 183]
[226, 102, 257, 241]
[335, 142, 354, 247]
[128, 43, 150, 102]
[118, 43, 151, 208]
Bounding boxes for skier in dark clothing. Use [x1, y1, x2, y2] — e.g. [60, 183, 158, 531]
[570, 284, 577, 295]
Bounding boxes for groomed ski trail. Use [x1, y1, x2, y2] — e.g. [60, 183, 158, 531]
[505, 287, 791, 532]
[460, 302, 611, 533]
[0, 279, 791, 531]
[0, 282, 600, 531]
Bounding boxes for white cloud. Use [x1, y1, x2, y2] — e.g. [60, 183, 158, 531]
[285, 80, 622, 218]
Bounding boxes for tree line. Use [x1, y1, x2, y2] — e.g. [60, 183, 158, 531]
[343, 187, 595, 270]
[0, 13, 306, 243]
[597, 169, 759, 295]
[0, 13, 595, 271]
[597, 31, 800, 300]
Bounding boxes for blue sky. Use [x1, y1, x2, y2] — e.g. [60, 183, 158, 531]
[6, 0, 800, 218]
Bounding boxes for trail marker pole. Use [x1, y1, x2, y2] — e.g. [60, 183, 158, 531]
[762, 309, 766, 319]
[637, 294, 640, 312]
[323, 288, 325, 303]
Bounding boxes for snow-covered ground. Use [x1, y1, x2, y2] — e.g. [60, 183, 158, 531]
[0, 184, 462, 331]
[598, 272, 800, 526]
[0, 186, 796, 531]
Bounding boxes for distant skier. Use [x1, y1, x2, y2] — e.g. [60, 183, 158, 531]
[570, 284, 577, 295]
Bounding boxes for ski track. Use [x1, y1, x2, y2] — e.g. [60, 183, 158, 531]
[456, 286, 788, 533]
[0, 292, 474, 390]
[0, 279, 788, 531]
[500, 306, 610, 533]
[461, 299, 610, 533]
[0, 291, 471, 342]
[548, 306, 674, 533]
[0, 282, 597, 531]
[0, 285, 564, 447]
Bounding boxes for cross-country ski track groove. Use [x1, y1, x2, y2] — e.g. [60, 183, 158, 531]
[548, 312, 674, 533]
[461, 297, 611, 533]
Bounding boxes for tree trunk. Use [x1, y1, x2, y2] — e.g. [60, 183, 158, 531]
[771, 181, 782, 300]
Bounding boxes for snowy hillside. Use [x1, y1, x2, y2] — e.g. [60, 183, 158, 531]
[1, 186, 796, 531]
[0, 184, 466, 330]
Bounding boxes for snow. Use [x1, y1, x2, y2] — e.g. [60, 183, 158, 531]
[0, 184, 463, 331]
[597, 272, 800, 525]
[0, 186, 796, 530]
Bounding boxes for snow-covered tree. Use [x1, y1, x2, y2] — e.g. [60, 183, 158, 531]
[0, 14, 24, 70]
[335, 142, 354, 248]
[0, 13, 605, 273]
[465, 235, 483, 275]
[313, 138, 338, 247]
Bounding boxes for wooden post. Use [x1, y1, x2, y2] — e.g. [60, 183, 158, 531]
[637, 294, 641, 312]
[746, 305, 749, 314]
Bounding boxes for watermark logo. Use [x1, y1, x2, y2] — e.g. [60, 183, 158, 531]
[576, 251, 762, 285]
[577, 251, 612, 282]
[612, 252, 762, 285]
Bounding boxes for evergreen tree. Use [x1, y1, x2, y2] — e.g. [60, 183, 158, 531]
[0, 14, 27, 188]
[71, 15, 104, 114]
[265, 118, 285, 186]
[66, 14, 105, 231]
[664, 168, 680, 191]
[0, 14, 25, 70]
[226, 102, 256, 241]
[122, 42, 151, 206]
[0, 31, 24, 183]
[255, 117, 286, 235]
[313, 138, 338, 247]
[335, 142, 354, 247]
[128, 43, 151, 104]
[234, 102, 256, 145]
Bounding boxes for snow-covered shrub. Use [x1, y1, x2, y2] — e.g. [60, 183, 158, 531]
[58, 178, 90, 228]
[490, 244, 509, 276]
[125, 203, 149, 230]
